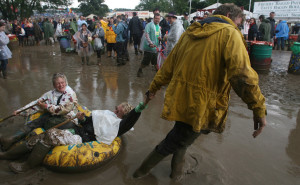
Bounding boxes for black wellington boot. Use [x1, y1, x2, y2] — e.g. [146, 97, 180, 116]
[9, 141, 51, 173]
[133, 149, 165, 178]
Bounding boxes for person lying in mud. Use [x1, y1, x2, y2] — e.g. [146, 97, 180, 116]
[0, 73, 78, 151]
[0, 95, 152, 173]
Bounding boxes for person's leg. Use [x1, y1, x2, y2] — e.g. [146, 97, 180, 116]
[0, 113, 54, 151]
[113, 44, 117, 58]
[122, 41, 128, 63]
[281, 37, 285, 50]
[137, 51, 151, 77]
[133, 122, 201, 178]
[96, 49, 101, 65]
[133, 34, 138, 55]
[277, 38, 281, 50]
[80, 47, 85, 65]
[0, 60, 8, 79]
[9, 141, 51, 173]
[84, 47, 90, 65]
[0, 142, 30, 160]
[150, 52, 158, 71]
[116, 42, 123, 65]
[107, 43, 112, 57]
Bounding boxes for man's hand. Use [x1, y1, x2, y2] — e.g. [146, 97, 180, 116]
[76, 112, 85, 120]
[37, 100, 47, 110]
[13, 111, 20, 116]
[158, 37, 162, 41]
[252, 117, 266, 138]
[144, 91, 155, 105]
[149, 44, 155, 48]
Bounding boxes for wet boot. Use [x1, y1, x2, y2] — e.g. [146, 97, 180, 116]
[86, 57, 90, 66]
[135, 48, 138, 55]
[9, 141, 51, 174]
[0, 142, 30, 160]
[133, 149, 165, 178]
[0, 128, 30, 151]
[81, 57, 85, 65]
[170, 148, 187, 181]
[137, 68, 143, 77]
[2, 70, 7, 79]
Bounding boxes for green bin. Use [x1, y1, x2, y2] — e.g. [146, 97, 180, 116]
[250, 44, 273, 70]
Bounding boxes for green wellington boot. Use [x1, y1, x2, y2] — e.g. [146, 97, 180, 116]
[133, 149, 165, 178]
[9, 141, 51, 173]
[170, 148, 187, 181]
[0, 142, 30, 160]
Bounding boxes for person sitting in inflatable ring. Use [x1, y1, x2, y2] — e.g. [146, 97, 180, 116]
[0, 94, 153, 173]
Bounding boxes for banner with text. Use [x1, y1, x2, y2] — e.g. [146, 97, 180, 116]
[254, 0, 300, 17]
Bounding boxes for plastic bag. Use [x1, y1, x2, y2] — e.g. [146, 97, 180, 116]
[92, 110, 121, 145]
[0, 48, 7, 60]
[139, 33, 146, 51]
[93, 38, 103, 50]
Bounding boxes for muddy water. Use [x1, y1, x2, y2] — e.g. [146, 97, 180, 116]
[0, 43, 299, 185]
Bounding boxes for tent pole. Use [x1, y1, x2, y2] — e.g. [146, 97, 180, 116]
[249, 0, 252, 11]
[189, 0, 192, 22]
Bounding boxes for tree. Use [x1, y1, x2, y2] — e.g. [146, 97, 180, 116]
[78, 0, 109, 17]
[0, 0, 71, 20]
[135, 0, 171, 13]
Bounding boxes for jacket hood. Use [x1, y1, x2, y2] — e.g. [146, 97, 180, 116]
[186, 15, 237, 39]
[280, 20, 287, 24]
[263, 19, 270, 23]
[172, 20, 182, 26]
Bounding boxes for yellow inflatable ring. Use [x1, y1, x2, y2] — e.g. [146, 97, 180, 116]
[28, 105, 122, 173]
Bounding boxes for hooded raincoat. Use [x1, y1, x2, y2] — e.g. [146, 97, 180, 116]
[276, 20, 289, 40]
[149, 15, 266, 133]
[258, 19, 271, 42]
[166, 19, 185, 56]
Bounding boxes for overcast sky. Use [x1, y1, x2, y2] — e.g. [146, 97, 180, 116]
[71, 0, 141, 9]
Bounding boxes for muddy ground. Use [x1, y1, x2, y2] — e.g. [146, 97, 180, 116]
[0, 42, 299, 185]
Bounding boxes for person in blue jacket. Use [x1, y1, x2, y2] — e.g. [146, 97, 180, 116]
[112, 15, 128, 65]
[275, 20, 289, 50]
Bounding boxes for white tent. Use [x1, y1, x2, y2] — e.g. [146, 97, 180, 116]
[190, 3, 253, 18]
[203, 3, 221, 10]
[87, 14, 97, 19]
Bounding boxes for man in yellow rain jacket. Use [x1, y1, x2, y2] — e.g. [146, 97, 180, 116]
[133, 3, 267, 181]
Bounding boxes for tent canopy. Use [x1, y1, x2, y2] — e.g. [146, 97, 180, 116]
[87, 14, 97, 19]
[190, 3, 253, 18]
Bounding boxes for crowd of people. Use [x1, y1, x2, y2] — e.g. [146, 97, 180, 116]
[1, 3, 269, 182]
[241, 12, 300, 50]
